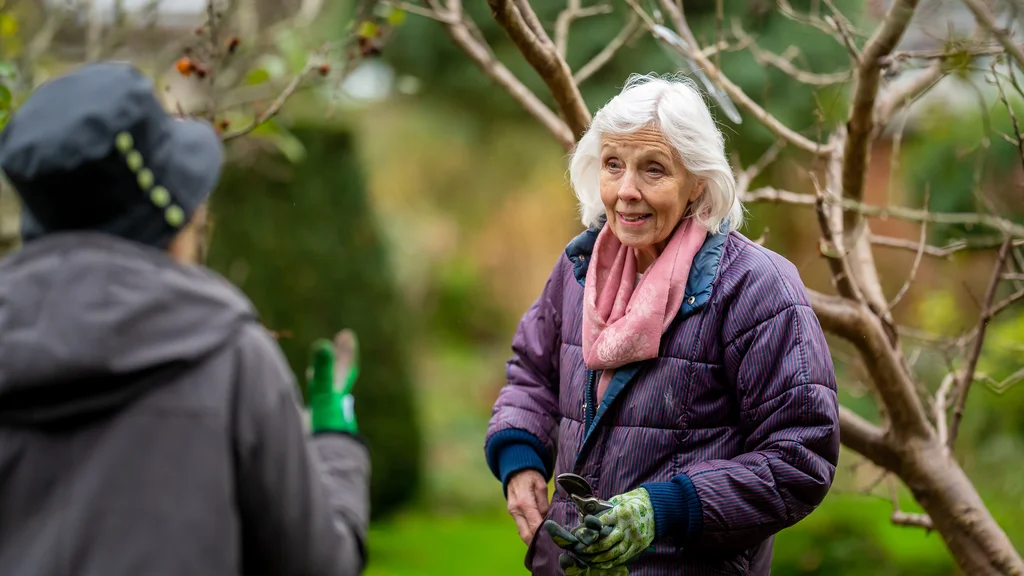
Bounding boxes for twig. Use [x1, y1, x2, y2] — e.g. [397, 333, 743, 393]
[875, 61, 945, 126]
[934, 372, 956, 448]
[883, 43, 1009, 65]
[489, 0, 591, 141]
[743, 187, 1024, 238]
[948, 237, 1015, 449]
[382, 0, 456, 22]
[842, 0, 921, 236]
[826, 13, 863, 64]
[962, 0, 1024, 72]
[222, 64, 316, 141]
[994, 60, 1024, 186]
[730, 19, 851, 86]
[574, 13, 642, 85]
[624, 0, 833, 156]
[555, 0, 613, 59]
[514, 0, 549, 41]
[735, 140, 785, 192]
[869, 234, 968, 258]
[891, 511, 935, 529]
[838, 405, 899, 470]
[417, 0, 575, 150]
[777, 0, 861, 53]
[813, 174, 865, 302]
[990, 286, 1024, 318]
[888, 475, 934, 530]
[206, 0, 220, 123]
[886, 189, 929, 311]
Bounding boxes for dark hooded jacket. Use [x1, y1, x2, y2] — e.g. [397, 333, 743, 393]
[0, 232, 370, 576]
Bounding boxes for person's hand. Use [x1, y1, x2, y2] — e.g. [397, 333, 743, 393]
[571, 487, 656, 569]
[507, 469, 550, 545]
[306, 329, 360, 434]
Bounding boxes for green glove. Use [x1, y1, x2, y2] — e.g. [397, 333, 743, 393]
[559, 552, 628, 576]
[573, 487, 656, 569]
[544, 517, 622, 575]
[307, 330, 360, 434]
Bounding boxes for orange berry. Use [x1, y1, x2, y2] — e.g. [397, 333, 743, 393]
[175, 57, 194, 76]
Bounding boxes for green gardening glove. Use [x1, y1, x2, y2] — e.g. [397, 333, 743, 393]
[572, 487, 656, 569]
[307, 330, 360, 434]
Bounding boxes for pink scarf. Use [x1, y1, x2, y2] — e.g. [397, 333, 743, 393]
[582, 217, 707, 402]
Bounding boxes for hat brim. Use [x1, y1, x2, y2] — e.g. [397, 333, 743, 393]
[161, 117, 224, 216]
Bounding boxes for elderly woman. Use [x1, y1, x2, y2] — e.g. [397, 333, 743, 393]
[484, 74, 840, 575]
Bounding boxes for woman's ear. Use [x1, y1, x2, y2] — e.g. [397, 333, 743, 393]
[688, 180, 706, 203]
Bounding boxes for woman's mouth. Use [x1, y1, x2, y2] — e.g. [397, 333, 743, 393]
[618, 212, 652, 226]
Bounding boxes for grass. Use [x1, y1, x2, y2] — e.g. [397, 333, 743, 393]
[364, 508, 530, 576]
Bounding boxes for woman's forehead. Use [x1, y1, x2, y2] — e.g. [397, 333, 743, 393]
[601, 125, 676, 156]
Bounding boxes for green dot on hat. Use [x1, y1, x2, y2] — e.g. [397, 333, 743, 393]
[165, 205, 185, 227]
[137, 168, 154, 190]
[150, 186, 171, 208]
[115, 131, 134, 153]
[126, 150, 143, 171]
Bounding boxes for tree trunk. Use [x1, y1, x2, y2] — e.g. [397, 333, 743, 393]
[897, 437, 1024, 575]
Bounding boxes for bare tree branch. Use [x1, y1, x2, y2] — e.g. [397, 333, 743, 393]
[888, 476, 934, 530]
[730, 19, 851, 86]
[814, 171, 866, 303]
[990, 286, 1024, 323]
[743, 187, 1024, 238]
[838, 405, 899, 471]
[935, 372, 956, 449]
[869, 234, 969, 258]
[555, 0, 613, 59]
[886, 195, 928, 311]
[809, 289, 931, 438]
[623, 0, 833, 156]
[948, 237, 1014, 449]
[414, 1, 575, 150]
[994, 59, 1024, 179]
[883, 43, 1010, 65]
[222, 64, 319, 141]
[842, 0, 920, 236]
[574, 13, 642, 85]
[875, 61, 945, 126]
[962, 0, 1024, 72]
[735, 140, 785, 193]
[488, 0, 592, 140]
[777, 0, 862, 57]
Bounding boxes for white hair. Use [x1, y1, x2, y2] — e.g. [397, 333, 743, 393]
[568, 73, 744, 234]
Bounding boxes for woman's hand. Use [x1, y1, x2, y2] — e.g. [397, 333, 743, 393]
[507, 469, 550, 545]
[570, 487, 656, 569]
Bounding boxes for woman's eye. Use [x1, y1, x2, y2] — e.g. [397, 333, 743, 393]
[605, 159, 621, 170]
[647, 165, 664, 175]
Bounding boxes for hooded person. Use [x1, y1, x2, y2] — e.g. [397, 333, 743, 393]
[0, 61, 370, 576]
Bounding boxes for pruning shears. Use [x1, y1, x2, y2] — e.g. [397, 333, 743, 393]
[557, 473, 615, 522]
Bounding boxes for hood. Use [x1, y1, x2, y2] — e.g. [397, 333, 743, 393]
[0, 232, 257, 427]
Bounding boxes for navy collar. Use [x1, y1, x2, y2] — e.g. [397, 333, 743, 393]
[563, 218, 730, 318]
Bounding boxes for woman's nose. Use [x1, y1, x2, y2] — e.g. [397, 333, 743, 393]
[617, 170, 642, 202]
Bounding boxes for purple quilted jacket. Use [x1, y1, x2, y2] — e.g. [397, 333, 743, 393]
[484, 222, 840, 575]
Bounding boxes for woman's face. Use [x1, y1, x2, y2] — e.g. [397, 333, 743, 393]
[599, 125, 702, 254]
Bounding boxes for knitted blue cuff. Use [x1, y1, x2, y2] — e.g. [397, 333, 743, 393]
[641, 473, 703, 542]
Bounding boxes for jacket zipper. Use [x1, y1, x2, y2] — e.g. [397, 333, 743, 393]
[584, 369, 597, 433]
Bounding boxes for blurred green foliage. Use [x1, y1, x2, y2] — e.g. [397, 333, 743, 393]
[206, 124, 422, 518]
[902, 86, 1024, 246]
